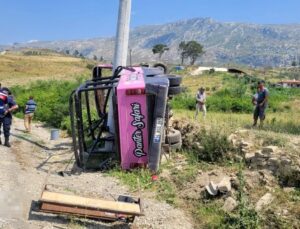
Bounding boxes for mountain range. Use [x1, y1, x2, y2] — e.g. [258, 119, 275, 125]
[2, 18, 300, 67]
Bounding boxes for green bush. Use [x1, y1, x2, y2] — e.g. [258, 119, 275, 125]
[171, 92, 195, 110]
[172, 74, 300, 114]
[268, 87, 300, 111]
[196, 128, 234, 162]
[11, 79, 85, 131]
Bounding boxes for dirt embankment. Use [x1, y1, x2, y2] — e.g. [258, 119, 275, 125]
[0, 118, 193, 229]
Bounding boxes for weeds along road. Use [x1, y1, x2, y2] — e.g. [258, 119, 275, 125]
[0, 118, 193, 229]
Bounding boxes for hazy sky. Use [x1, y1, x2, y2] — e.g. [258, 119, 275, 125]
[1, 0, 300, 44]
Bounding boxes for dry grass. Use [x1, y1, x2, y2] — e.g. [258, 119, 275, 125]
[0, 51, 93, 86]
[176, 109, 300, 130]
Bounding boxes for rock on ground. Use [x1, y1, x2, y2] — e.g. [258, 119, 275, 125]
[255, 193, 274, 211]
[223, 197, 238, 212]
[217, 177, 232, 193]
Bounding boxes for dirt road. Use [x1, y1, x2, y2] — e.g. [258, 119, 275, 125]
[0, 118, 193, 229]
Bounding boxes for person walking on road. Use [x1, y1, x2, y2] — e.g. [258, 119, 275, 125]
[253, 81, 269, 127]
[195, 87, 207, 119]
[24, 96, 37, 133]
[0, 87, 18, 147]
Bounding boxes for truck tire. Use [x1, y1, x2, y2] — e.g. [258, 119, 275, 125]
[153, 63, 168, 74]
[170, 141, 182, 151]
[166, 128, 181, 144]
[166, 75, 182, 87]
[168, 86, 182, 95]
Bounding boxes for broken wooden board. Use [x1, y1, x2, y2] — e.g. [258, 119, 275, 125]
[40, 202, 133, 221]
[38, 189, 143, 222]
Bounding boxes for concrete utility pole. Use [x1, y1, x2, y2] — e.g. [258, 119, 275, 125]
[106, 0, 132, 151]
[113, 0, 132, 69]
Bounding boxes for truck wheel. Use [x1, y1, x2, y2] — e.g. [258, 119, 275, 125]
[168, 86, 182, 95]
[166, 128, 181, 144]
[166, 75, 182, 87]
[170, 141, 182, 151]
[153, 63, 167, 74]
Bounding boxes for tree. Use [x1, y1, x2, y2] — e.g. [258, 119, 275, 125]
[93, 55, 98, 61]
[178, 41, 189, 65]
[65, 50, 70, 55]
[187, 41, 204, 65]
[178, 40, 204, 65]
[152, 44, 169, 60]
[73, 50, 79, 57]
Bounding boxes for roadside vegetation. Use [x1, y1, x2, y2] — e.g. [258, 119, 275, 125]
[11, 79, 85, 130]
[172, 72, 300, 113]
[2, 51, 300, 228]
[172, 71, 300, 135]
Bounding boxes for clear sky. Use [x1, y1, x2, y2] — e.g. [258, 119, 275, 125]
[1, 0, 300, 44]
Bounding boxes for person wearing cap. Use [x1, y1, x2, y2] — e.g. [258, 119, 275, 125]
[253, 81, 269, 127]
[0, 87, 18, 147]
[195, 87, 207, 119]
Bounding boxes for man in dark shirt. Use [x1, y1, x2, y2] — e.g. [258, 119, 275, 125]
[0, 87, 18, 147]
[253, 81, 269, 127]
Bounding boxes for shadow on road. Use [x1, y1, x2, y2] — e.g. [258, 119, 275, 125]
[11, 129, 69, 151]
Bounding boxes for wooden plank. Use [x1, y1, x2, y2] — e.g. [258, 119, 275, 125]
[40, 191, 142, 215]
[40, 202, 133, 221]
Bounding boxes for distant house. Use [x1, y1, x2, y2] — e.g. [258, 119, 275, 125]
[191, 66, 246, 75]
[277, 79, 300, 88]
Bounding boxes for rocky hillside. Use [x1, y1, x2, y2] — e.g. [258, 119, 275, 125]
[3, 18, 300, 67]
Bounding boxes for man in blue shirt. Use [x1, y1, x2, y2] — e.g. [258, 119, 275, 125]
[0, 87, 18, 147]
[24, 96, 37, 133]
[253, 81, 269, 127]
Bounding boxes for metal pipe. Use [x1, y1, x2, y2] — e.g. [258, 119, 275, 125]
[85, 91, 94, 140]
[69, 90, 81, 167]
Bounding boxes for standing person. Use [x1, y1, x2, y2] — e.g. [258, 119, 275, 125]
[24, 96, 37, 133]
[253, 81, 269, 127]
[195, 87, 207, 119]
[0, 87, 18, 147]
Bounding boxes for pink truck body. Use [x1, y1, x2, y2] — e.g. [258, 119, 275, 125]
[116, 67, 149, 169]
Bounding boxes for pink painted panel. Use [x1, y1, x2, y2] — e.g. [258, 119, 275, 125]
[116, 67, 148, 169]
